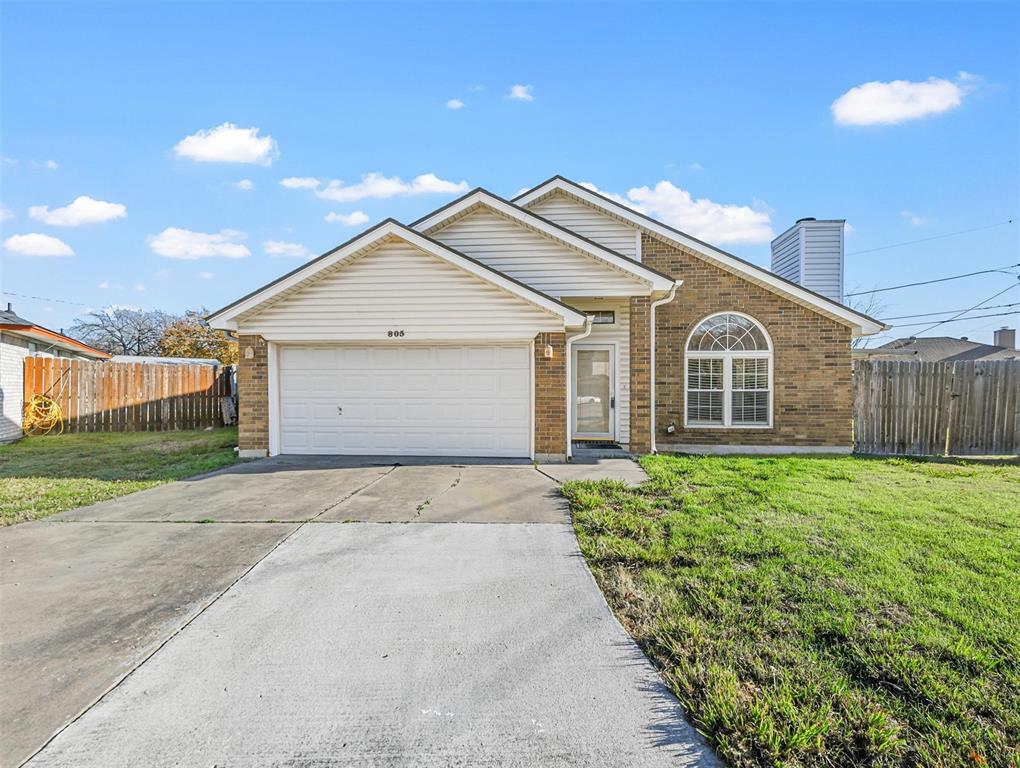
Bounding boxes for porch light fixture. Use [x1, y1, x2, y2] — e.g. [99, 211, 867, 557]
[544, 344, 554, 359]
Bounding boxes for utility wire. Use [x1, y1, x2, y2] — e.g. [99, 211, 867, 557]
[845, 263, 1020, 297]
[880, 301, 1020, 321]
[1, 290, 91, 307]
[912, 281, 1020, 336]
[846, 218, 1015, 256]
[890, 310, 1020, 329]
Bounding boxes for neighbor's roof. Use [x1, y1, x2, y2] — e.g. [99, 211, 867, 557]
[0, 306, 111, 359]
[860, 336, 1018, 362]
[513, 175, 887, 336]
[110, 355, 223, 366]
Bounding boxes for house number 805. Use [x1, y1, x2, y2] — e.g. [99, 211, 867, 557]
[387, 330, 405, 338]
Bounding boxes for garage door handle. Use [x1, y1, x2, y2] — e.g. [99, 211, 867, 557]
[610, 397, 615, 409]
[337, 406, 343, 416]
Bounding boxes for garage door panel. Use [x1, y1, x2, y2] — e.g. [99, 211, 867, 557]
[278, 344, 531, 457]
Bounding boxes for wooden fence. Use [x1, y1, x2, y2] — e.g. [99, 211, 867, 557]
[853, 359, 1020, 456]
[24, 357, 234, 433]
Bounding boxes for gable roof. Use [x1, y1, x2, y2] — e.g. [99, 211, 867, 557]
[411, 188, 677, 293]
[514, 176, 887, 336]
[861, 336, 1018, 362]
[0, 305, 111, 359]
[206, 218, 587, 330]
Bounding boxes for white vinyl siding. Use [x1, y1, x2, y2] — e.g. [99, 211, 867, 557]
[238, 240, 563, 341]
[527, 192, 641, 261]
[0, 334, 30, 443]
[770, 220, 844, 303]
[801, 223, 844, 302]
[277, 344, 530, 457]
[564, 299, 631, 446]
[428, 209, 648, 298]
[769, 227, 801, 284]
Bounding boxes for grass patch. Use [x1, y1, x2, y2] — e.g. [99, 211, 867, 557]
[0, 428, 239, 525]
[566, 454, 1020, 767]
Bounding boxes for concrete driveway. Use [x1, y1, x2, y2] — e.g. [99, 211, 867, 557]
[3, 455, 718, 767]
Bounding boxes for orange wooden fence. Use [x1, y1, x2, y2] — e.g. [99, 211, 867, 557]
[23, 357, 233, 433]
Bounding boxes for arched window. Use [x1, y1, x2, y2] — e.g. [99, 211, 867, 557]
[685, 313, 772, 427]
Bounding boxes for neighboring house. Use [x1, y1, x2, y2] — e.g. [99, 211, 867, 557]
[858, 328, 1018, 362]
[208, 176, 885, 460]
[0, 304, 110, 443]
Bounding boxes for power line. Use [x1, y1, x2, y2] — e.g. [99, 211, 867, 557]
[912, 281, 1020, 336]
[846, 218, 1015, 256]
[1, 290, 91, 307]
[845, 263, 1020, 297]
[890, 310, 1020, 329]
[880, 301, 1020, 321]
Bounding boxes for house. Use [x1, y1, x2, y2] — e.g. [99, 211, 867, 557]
[0, 304, 110, 443]
[208, 176, 885, 460]
[858, 328, 1018, 362]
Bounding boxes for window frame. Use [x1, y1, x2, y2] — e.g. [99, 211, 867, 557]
[684, 312, 774, 430]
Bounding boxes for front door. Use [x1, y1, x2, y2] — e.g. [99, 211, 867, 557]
[572, 344, 615, 440]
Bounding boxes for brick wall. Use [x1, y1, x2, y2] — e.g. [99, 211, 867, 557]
[628, 297, 652, 453]
[237, 334, 269, 454]
[642, 233, 854, 448]
[534, 332, 566, 459]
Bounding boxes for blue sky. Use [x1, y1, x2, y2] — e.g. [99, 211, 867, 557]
[2, 1, 1017, 346]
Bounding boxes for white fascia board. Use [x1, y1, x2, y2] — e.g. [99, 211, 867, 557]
[207, 219, 586, 331]
[515, 179, 887, 336]
[412, 190, 675, 293]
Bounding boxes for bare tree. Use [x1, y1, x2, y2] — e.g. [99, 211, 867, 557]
[69, 307, 176, 355]
[844, 287, 889, 349]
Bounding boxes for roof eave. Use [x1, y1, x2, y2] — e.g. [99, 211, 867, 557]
[515, 176, 885, 334]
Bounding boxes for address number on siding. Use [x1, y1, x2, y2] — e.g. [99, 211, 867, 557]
[387, 330, 405, 338]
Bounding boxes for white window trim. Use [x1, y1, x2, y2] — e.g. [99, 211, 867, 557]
[683, 312, 774, 430]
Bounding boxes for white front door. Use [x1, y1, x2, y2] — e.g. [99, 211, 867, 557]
[572, 344, 615, 440]
[277, 344, 531, 457]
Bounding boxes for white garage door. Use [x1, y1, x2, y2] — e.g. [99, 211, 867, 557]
[278, 345, 531, 457]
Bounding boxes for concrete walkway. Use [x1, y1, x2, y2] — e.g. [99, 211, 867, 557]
[5, 455, 720, 767]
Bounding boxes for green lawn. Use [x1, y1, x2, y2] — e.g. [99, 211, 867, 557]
[0, 428, 239, 525]
[565, 454, 1020, 768]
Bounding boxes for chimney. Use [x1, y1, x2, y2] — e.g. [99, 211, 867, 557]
[994, 327, 1016, 350]
[771, 218, 845, 303]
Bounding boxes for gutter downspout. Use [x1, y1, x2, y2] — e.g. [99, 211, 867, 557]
[565, 315, 594, 461]
[649, 280, 682, 454]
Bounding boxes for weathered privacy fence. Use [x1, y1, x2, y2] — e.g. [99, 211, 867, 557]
[853, 359, 1020, 456]
[24, 357, 234, 433]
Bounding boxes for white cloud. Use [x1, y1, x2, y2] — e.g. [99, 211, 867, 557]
[235, 179, 254, 191]
[29, 195, 127, 226]
[43, 160, 58, 170]
[446, 99, 465, 110]
[174, 123, 277, 165]
[134, 284, 146, 292]
[900, 210, 933, 227]
[1, 156, 17, 165]
[507, 84, 534, 102]
[104, 303, 141, 313]
[832, 72, 977, 126]
[3, 233, 75, 256]
[325, 210, 370, 226]
[689, 162, 703, 172]
[198, 271, 215, 280]
[315, 172, 469, 203]
[97, 281, 109, 289]
[148, 227, 250, 259]
[581, 180, 774, 245]
[264, 239, 311, 258]
[0, 204, 13, 221]
[280, 177, 321, 189]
